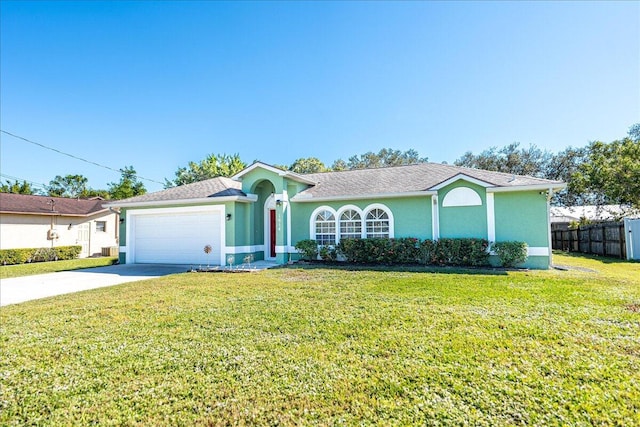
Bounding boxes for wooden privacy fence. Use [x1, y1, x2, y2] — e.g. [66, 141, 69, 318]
[552, 222, 627, 259]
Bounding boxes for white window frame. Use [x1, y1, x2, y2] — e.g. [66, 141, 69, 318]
[364, 204, 394, 239]
[95, 221, 107, 233]
[337, 205, 364, 241]
[310, 206, 337, 246]
[309, 204, 394, 244]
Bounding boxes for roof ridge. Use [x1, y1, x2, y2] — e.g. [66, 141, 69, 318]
[303, 161, 560, 183]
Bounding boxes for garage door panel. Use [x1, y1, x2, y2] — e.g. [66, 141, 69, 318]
[132, 211, 222, 264]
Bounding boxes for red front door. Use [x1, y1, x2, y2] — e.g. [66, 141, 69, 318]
[270, 209, 276, 258]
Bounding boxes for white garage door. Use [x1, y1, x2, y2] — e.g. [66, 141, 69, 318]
[132, 211, 222, 264]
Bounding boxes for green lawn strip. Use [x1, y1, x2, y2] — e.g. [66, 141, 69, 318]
[0, 257, 117, 279]
[1, 257, 639, 425]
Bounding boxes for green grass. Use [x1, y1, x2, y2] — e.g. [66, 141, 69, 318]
[1, 254, 639, 425]
[0, 257, 117, 279]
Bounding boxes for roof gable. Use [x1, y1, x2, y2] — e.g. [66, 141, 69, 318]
[429, 173, 495, 190]
[232, 162, 316, 185]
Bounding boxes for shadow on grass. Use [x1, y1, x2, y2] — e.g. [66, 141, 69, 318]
[70, 263, 190, 277]
[553, 250, 638, 264]
[281, 261, 511, 276]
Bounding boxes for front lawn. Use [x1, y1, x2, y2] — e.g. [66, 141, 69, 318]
[0, 257, 118, 279]
[1, 254, 639, 425]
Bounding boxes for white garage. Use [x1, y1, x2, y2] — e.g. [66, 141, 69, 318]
[126, 206, 225, 265]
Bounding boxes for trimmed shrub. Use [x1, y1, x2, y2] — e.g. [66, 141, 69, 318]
[430, 238, 490, 266]
[318, 245, 337, 262]
[54, 245, 82, 261]
[294, 239, 318, 261]
[0, 245, 82, 265]
[493, 241, 528, 268]
[0, 249, 34, 265]
[390, 238, 422, 264]
[419, 239, 436, 265]
[31, 248, 58, 262]
[338, 237, 488, 266]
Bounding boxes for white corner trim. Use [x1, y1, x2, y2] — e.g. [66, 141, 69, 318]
[442, 187, 482, 207]
[431, 195, 439, 240]
[488, 246, 549, 257]
[430, 174, 495, 190]
[527, 247, 549, 256]
[224, 245, 266, 254]
[486, 193, 495, 243]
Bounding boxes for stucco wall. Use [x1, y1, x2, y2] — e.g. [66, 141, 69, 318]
[438, 181, 488, 239]
[494, 191, 549, 247]
[0, 212, 118, 257]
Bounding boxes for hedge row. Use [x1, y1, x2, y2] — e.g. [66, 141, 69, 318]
[295, 238, 529, 268]
[0, 246, 82, 265]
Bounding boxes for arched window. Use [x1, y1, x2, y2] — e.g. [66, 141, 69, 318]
[314, 210, 336, 245]
[366, 208, 390, 238]
[339, 209, 362, 241]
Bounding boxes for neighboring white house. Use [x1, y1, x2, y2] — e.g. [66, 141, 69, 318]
[0, 193, 118, 258]
[550, 205, 637, 231]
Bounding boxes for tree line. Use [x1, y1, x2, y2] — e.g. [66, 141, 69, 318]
[3, 125, 638, 209]
[1, 166, 147, 200]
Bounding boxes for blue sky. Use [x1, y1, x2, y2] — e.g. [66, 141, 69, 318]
[1, 1, 638, 193]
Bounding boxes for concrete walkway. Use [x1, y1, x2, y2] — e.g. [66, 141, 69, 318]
[0, 264, 189, 307]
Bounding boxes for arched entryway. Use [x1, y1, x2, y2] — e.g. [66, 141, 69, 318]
[250, 179, 278, 261]
[264, 194, 277, 260]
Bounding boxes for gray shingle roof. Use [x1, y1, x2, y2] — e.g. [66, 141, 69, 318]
[108, 163, 564, 206]
[296, 162, 563, 199]
[0, 193, 108, 216]
[111, 177, 245, 204]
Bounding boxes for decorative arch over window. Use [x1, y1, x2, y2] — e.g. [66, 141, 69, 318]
[311, 207, 336, 245]
[364, 204, 393, 238]
[339, 209, 362, 241]
[442, 187, 482, 207]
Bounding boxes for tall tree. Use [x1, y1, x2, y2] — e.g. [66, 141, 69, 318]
[335, 148, 428, 170]
[330, 159, 348, 171]
[47, 174, 90, 198]
[47, 174, 109, 199]
[108, 166, 147, 200]
[0, 180, 35, 195]
[166, 153, 246, 187]
[544, 146, 590, 206]
[455, 142, 551, 178]
[288, 157, 328, 174]
[628, 122, 640, 142]
[570, 137, 640, 209]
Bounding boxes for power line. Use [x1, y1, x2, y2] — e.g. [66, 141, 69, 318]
[1, 129, 165, 185]
[0, 173, 49, 189]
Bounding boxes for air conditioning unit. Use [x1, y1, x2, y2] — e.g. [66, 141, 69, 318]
[47, 229, 59, 240]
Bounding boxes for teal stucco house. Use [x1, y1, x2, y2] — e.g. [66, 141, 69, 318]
[106, 162, 565, 269]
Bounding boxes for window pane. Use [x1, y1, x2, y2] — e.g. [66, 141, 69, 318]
[315, 210, 336, 245]
[365, 208, 389, 238]
[339, 209, 362, 240]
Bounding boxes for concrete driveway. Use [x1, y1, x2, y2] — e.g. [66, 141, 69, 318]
[0, 264, 189, 307]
